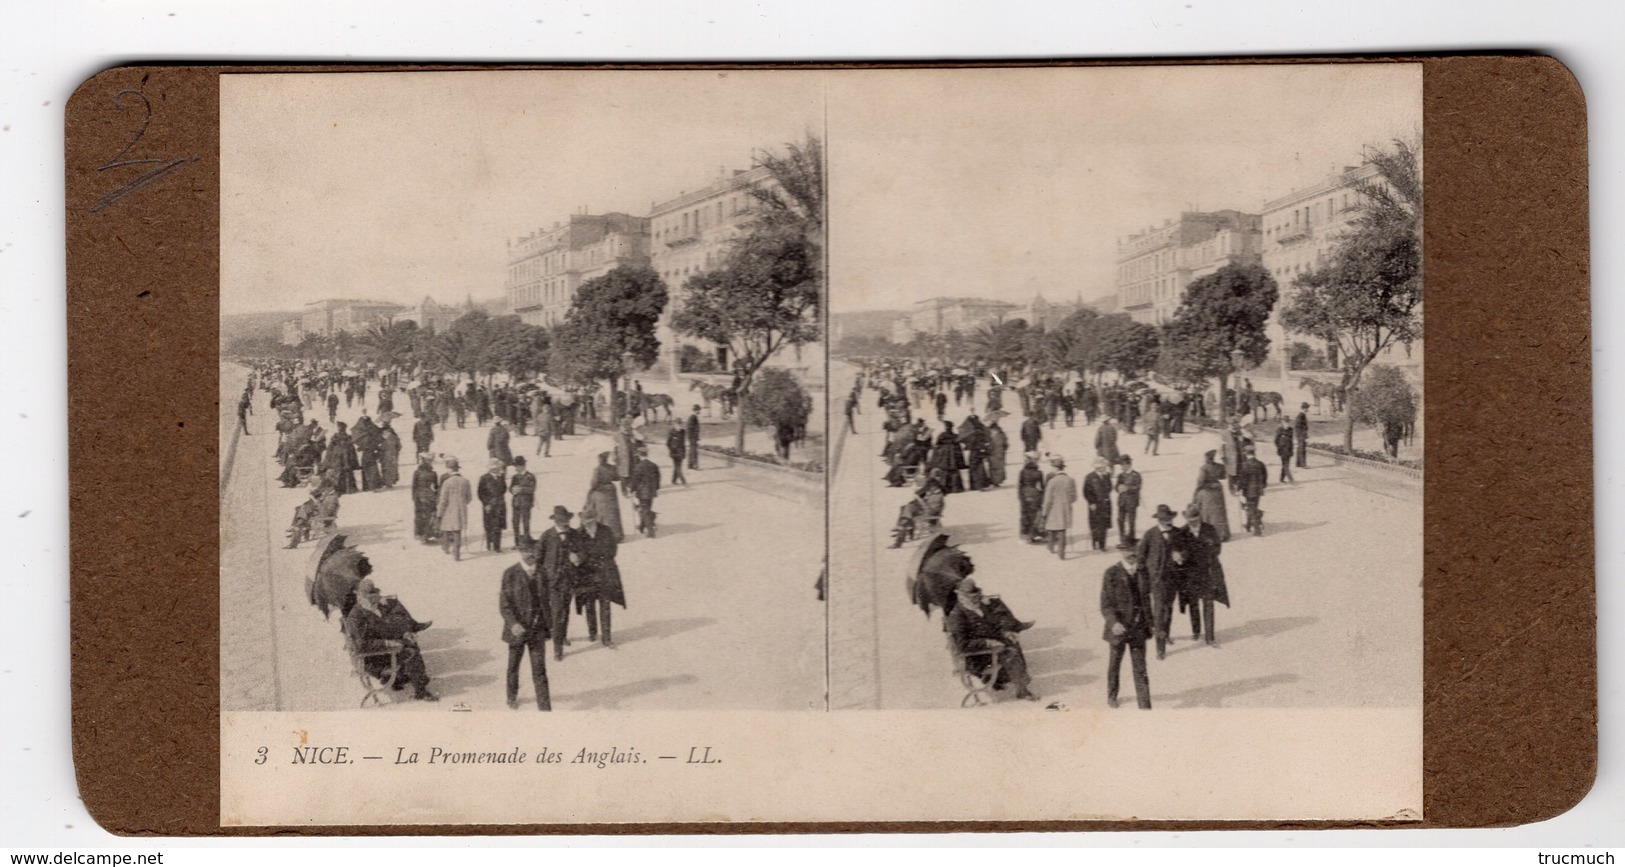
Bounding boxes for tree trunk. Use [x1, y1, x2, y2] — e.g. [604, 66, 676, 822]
[607, 377, 621, 425]
[733, 372, 753, 451]
[1217, 373, 1230, 425]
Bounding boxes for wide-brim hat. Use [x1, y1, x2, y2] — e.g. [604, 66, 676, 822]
[513, 455, 526, 466]
[1184, 504, 1203, 519]
[1049, 456, 1066, 468]
[1153, 504, 1177, 521]
[550, 505, 574, 522]
[489, 458, 505, 471]
[444, 457, 460, 470]
[956, 578, 982, 596]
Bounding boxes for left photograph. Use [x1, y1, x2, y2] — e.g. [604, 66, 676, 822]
[220, 71, 827, 713]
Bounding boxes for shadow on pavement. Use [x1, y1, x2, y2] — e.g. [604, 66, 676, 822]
[1158, 672, 1300, 708]
[1254, 519, 1330, 536]
[337, 521, 409, 548]
[609, 616, 717, 645]
[558, 674, 702, 710]
[939, 520, 1010, 547]
[636, 522, 721, 539]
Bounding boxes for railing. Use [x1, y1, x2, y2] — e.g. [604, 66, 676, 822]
[1276, 225, 1311, 243]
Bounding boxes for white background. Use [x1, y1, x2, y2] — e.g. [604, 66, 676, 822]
[1, 0, 1619, 850]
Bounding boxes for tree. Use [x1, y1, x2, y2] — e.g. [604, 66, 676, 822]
[1281, 138, 1423, 450]
[479, 315, 551, 382]
[749, 134, 823, 246]
[356, 320, 422, 370]
[431, 310, 492, 380]
[1079, 314, 1160, 381]
[1346, 364, 1417, 458]
[550, 266, 669, 423]
[673, 216, 819, 449]
[1160, 261, 1280, 422]
[741, 367, 813, 436]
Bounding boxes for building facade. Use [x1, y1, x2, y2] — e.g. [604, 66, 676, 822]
[648, 166, 778, 374]
[895, 296, 1018, 343]
[1261, 161, 1421, 374]
[506, 213, 651, 328]
[295, 299, 404, 340]
[1116, 210, 1263, 327]
[395, 295, 476, 334]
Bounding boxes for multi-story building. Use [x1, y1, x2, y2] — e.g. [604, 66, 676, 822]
[297, 299, 403, 339]
[395, 295, 476, 334]
[506, 213, 651, 328]
[648, 166, 778, 373]
[900, 297, 1018, 339]
[1017, 293, 1086, 331]
[1261, 161, 1421, 374]
[1116, 210, 1263, 326]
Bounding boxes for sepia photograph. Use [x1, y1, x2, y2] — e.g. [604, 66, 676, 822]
[220, 71, 829, 719]
[826, 65, 1423, 722]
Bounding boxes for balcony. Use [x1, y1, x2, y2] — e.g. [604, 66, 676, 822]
[1275, 225, 1311, 244]
[664, 227, 701, 248]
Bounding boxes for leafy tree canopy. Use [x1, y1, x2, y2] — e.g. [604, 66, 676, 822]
[551, 265, 669, 384]
[1160, 261, 1279, 380]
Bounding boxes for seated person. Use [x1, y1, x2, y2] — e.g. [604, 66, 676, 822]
[890, 477, 946, 549]
[944, 578, 1038, 701]
[285, 480, 340, 549]
[344, 577, 438, 702]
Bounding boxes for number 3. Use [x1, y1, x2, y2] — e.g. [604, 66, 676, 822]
[255, 746, 268, 765]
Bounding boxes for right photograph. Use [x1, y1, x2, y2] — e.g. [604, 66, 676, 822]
[826, 64, 1423, 715]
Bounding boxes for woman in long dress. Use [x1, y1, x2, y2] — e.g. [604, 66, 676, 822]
[584, 451, 625, 541]
[378, 421, 402, 488]
[1192, 449, 1232, 542]
[930, 420, 966, 494]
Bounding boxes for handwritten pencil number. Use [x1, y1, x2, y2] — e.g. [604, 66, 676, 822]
[90, 87, 200, 213]
[99, 90, 163, 171]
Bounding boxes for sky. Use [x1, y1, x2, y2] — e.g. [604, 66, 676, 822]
[222, 65, 1419, 317]
[221, 70, 824, 314]
[826, 63, 1421, 311]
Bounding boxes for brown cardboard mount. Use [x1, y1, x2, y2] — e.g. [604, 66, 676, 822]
[65, 57, 1594, 834]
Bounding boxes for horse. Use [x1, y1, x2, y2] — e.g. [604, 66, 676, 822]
[641, 392, 675, 423]
[687, 378, 734, 417]
[1298, 377, 1346, 415]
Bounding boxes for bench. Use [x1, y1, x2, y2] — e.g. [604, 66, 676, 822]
[340, 616, 404, 708]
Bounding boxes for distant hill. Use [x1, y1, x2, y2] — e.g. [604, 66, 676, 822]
[221, 310, 296, 347]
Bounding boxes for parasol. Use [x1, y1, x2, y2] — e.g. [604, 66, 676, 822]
[306, 534, 365, 622]
[905, 531, 952, 613]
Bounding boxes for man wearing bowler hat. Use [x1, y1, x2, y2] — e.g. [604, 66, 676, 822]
[1179, 503, 1230, 647]
[509, 456, 537, 542]
[1136, 504, 1186, 660]
[537, 505, 585, 661]
[499, 535, 552, 710]
[1101, 543, 1152, 709]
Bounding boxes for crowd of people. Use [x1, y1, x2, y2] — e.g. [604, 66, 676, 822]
[241, 357, 713, 711]
[850, 357, 1322, 710]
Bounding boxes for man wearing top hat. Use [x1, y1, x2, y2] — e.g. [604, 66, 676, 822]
[1101, 543, 1152, 709]
[499, 535, 552, 710]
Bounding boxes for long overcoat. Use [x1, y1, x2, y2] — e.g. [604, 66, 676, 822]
[576, 523, 627, 608]
[1179, 520, 1231, 607]
[499, 562, 552, 645]
[1100, 562, 1153, 644]
[1040, 470, 1078, 532]
[435, 471, 473, 533]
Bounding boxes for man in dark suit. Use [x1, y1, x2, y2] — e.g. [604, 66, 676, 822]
[1274, 417, 1295, 482]
[508, 456, 536, 541]
[1294, 402, 1310, 468]
[576, 504, 626, 647]
[1236, 444, 1269, 536]
[627, 445, 662, 537]
[666, 423, 688, 485]
[1137, 504, 1185, 660]
[1020, 414, 1043, 455]
[1083, 458, 1114, 551]
[945, 579, 1038, 702]
[1180, 504, 1231, 646]
[478, 459, 508, 553]
[1101, 545, 1152, 709]
[537, 505, 584, 661]
[1114, 455, 1142, 546]
[499, 537, 552, 710]
[685, 406, 702, 470]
